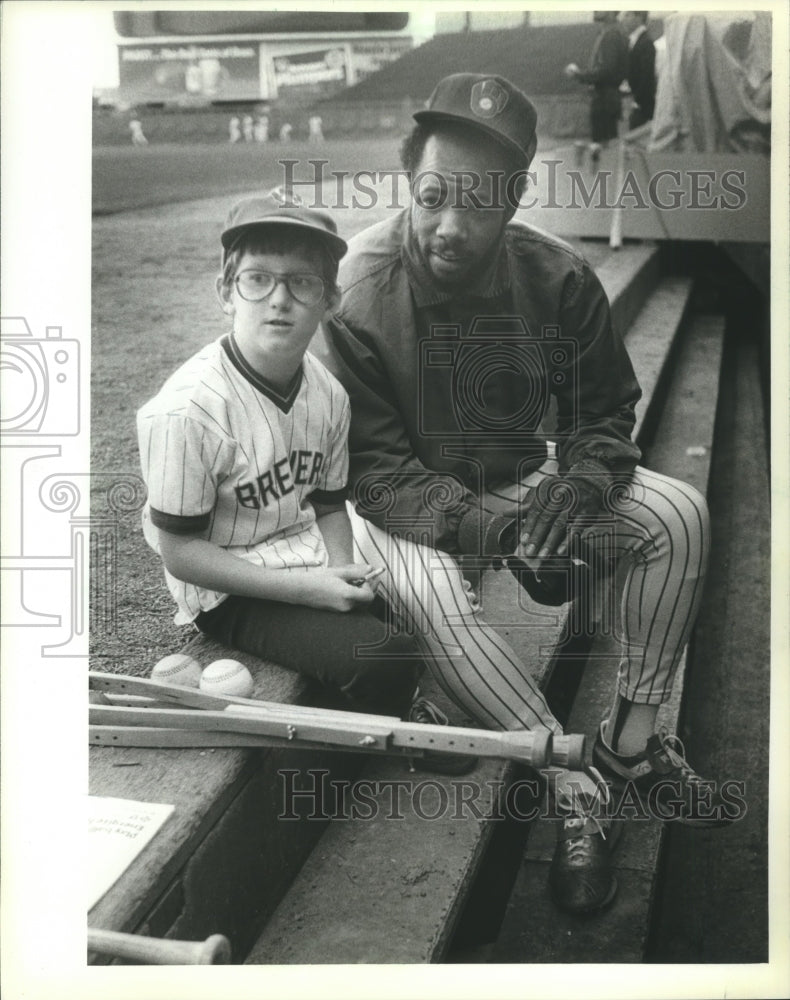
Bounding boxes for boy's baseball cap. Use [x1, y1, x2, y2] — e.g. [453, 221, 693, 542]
[221, 188, 347, 262]
[413, 73, 538, 167]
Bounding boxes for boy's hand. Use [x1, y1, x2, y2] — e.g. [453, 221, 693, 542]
[301, 564, 381, 612]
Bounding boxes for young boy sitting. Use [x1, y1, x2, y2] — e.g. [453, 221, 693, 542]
[136, 188, 424, 717]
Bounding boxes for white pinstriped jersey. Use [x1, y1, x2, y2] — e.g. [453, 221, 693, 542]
[137, 333, 350, 625]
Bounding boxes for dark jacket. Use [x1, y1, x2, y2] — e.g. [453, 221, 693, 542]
[310, 210, 641, 556]
[577, 23, 628, 90]
[628, 29, 656, 118]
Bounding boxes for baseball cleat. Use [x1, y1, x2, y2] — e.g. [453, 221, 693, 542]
[592, 724, 743, 828]
[406, 695, 479, 775]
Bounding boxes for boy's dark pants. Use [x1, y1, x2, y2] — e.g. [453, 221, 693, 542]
[195, 595, 421, 716]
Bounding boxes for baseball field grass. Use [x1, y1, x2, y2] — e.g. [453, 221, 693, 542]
[93, 137, 403, 214]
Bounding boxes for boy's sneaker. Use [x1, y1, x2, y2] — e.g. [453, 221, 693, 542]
[548, 767, 622, 914]
[550, 815, 622, 914]
[407, 695, 479, 775]
[592, 723, 742, 828]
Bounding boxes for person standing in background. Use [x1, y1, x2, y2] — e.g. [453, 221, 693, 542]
[129, 116, 148, 146]
[254, 113, 270, 143]
[308, 114, 325, 144]
[565, 11, 628, 163]
[621, 11, 657, 127]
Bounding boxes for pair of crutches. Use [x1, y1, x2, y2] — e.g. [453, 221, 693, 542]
[89, 671, 586, 770]
[89, 670, 588, 964]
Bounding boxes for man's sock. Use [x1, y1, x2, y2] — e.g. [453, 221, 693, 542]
[603, 695, 659, 757]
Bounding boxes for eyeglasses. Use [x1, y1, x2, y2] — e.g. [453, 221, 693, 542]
[234, 269, 326, 306]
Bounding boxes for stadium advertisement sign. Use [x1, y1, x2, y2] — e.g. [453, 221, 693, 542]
[350, 37, 413, 82]
[271, 47, 348, 96]
[118, 43, 262, 103]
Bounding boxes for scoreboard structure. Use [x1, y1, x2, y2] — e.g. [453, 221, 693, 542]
[113, 11, 414, 106]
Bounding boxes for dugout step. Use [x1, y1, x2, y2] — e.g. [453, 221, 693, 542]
[491, 312, 725, 962]
[648, 311, 769, 960]
[244, 673, 518, 965]
[625, 276, 695, 445]
[595, 241, 661, 344]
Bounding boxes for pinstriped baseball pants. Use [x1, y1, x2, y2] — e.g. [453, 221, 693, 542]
[349, 461, 710, 733]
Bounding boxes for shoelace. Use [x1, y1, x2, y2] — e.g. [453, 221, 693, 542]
[554, 764, 609, 813]
[406, 695, 449, 772]
[556, 764, 611, 849]
[563, 813, 612, 866]
[409, 696, 449, 727]
[656, 729, 704, 786]
[558, 764, 610, 862]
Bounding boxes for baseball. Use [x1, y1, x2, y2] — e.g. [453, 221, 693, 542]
[151, 652, 203, 688]
[200, 659, 254, 698]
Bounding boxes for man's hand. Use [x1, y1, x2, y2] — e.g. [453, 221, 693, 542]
[300, 565, 381, 612]
[518, 475, 605, 559]
[564, 62, 581, 78]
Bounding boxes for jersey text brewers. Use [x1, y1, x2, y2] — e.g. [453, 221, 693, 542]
[137, 332, 349, 624]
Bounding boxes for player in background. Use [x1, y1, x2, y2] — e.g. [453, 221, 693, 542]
[136, 191, 436, 729]
[311, 72, 740, 915]
[129, 116, 148, 146]
[254, 114, 270, 143]
[308, 114, 325, 144]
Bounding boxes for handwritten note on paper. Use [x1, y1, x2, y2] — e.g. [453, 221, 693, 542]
[88, 796, 175, 910]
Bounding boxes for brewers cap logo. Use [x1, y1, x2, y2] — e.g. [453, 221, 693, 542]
[270, 186, 304, 208]
[470, 79, 509, 119]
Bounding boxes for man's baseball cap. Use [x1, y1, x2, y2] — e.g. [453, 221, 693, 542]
[413, 73, 538, 166]
[221, 188, 347, 263]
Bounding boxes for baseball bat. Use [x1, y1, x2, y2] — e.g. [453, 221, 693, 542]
[88, 928, 231, 965]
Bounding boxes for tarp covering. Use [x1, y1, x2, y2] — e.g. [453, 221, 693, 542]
[649, 12, 771, 153]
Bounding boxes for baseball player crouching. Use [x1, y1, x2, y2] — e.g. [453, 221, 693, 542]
[137, 190, 466, 752]
[311, 73, 741, 915]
